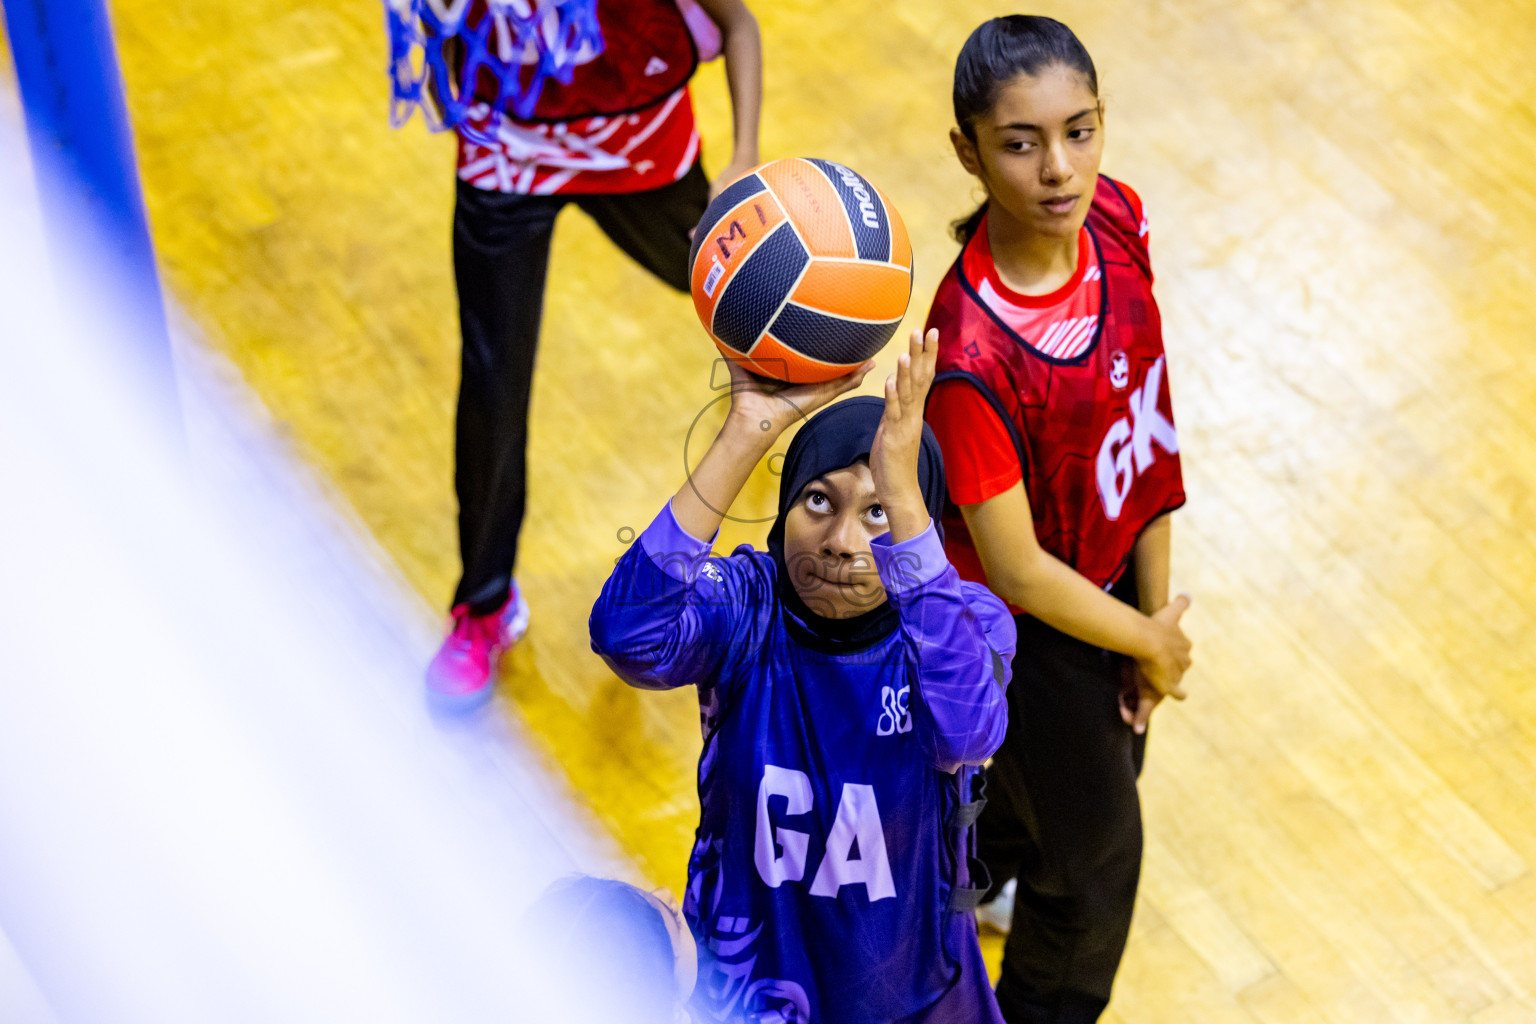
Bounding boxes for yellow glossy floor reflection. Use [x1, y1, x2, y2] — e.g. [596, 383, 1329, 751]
[54, 0, 1536, 1018]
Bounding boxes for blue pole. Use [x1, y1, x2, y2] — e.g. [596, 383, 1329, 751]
[2, 0, 179, 422]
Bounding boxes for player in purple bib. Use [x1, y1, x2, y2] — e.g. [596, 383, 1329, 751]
[591, 330, 1015, 1023]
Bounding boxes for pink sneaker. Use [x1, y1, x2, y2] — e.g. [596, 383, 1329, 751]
[425, 584, 530, 710]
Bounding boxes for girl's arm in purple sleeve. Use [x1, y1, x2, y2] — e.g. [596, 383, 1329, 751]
[872, 520, 1016, 773]
[589, 502, 763, 691]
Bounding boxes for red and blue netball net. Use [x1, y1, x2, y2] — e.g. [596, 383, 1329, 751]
[385, 0, 604, 144]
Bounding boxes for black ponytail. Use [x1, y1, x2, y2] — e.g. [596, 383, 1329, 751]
[950, 203, 989, 247]
[950, 16, 1099, 244]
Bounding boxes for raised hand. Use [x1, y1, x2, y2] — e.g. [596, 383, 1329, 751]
[672, 358, 872, 543]
[723, 357, 872, 443]
[868, 329, 939, 543]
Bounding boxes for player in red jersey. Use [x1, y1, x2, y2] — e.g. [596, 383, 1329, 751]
[419, 0, 763, 706]
[922, 17, 1194, 1023]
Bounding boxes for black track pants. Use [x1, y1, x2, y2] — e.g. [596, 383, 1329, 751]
[449, 162, 709, 613]
[980, 577, 1148, 1024]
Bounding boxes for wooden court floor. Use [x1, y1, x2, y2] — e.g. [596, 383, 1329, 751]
[11, 0, 1536, 1019]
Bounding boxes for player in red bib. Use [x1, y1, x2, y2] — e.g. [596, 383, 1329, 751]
[394, 0, 764, 706]
[922, 17, 1194, 1023]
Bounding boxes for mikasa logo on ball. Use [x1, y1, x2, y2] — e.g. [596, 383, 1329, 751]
[829, 163, 881, 229]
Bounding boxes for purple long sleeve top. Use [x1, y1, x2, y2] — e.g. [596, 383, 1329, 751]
[591, 504, 1015, 1024]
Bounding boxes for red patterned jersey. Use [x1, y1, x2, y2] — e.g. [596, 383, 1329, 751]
[924, 177, 1184, 604]
[456, 0, 701, 195]
[961, 218, 1103, 361]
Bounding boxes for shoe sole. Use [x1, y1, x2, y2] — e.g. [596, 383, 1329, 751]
[424, 639, 506, 714]
[426, 678, 496, 713]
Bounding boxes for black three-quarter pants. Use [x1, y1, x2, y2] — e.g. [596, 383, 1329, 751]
[449, 162, 710, 614]
[980, 571, 1149, 1024]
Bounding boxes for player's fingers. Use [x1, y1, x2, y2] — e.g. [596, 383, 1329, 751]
[907, 332, 926, 390]
[913, 363, 935, 403]
[794, 369, 859, 415]
[830, 361, 873, 395]
[1146, 662, 1187, 701]
[1133, 692, 1157, 733]
[896, 352, 915, 407]
[909, 343, 935, 395]
[1167, 593, 1192, 620]
[882, 389, 905, 437]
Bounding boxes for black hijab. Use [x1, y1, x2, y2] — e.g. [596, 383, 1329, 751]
[765, 396, 948, 654]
